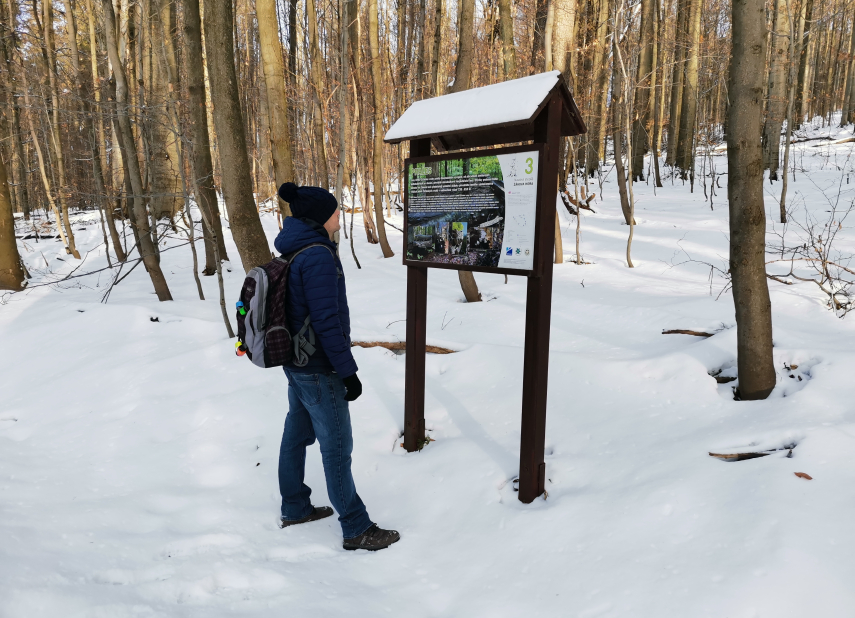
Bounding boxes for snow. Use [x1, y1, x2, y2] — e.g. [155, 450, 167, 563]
[384, 71, 561, 142]
[3, 119, 855, 616]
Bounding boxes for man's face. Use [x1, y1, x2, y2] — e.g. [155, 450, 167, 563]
[323, 209, 341, 239]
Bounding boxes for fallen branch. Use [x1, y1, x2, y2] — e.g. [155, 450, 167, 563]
[766, 274, 793, 285]
[352, 340, 456, 354]
[662, 329, 714, 337]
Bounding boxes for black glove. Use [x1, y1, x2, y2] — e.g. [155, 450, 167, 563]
[342, 373, 362, 402]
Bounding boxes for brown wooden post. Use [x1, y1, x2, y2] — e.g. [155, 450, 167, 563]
[403, 138, 432, 452]
[518, 94, 562, 503]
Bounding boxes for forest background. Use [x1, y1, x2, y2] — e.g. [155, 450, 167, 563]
[2, 0, 855, 391]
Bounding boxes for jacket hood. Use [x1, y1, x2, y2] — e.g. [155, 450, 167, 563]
[274, 216, 336, 256]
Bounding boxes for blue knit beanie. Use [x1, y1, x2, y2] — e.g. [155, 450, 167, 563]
[278, 183, 338, 224]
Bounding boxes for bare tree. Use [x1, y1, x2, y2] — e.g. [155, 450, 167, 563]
[762, 0, 791, 180]
[727, 0, 777, 400]
[368, 0, 395, 257]
[447, 0, 481, 302]
[0, 146, 24, 290]
[203, 0, 272, 272]
[256, 0, 295, 217]
[101, 0, 173, 300]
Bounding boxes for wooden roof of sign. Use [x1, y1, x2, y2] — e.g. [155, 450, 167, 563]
[384, 71, 586, 152]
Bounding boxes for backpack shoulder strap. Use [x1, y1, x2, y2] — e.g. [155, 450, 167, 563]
[282, 242, 341, 277]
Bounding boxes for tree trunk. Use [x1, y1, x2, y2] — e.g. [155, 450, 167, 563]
[498, 0, 517, 78]
[675, 0, 701, 175]
[256, 0, 295, 217]
[0, 0, 30, 221]
[727, 0, 776, 400]
[203, 0, 272, 272]
[83, 0, 125, 261]
[65, 0, 125, 263]
[307, 0, 330, 188]
[631, 0, 655, 180]
[450, 0, 474, 92]
[585, 0, 610, 176]
[0, 140, 24, 290]
[145, 0, 182, 220]
[182, 0, 229, 273]
[445, 0, 481, 300]
[762, 0, 791, 177]
[368, 0, 394, 257]
[667, 0, 689, 166]
[530, 0, 549, 74]
[551, 0, 577, 82]
[101, 0, 173, 300]
[841, 12, 855, 125]
[430, 0, 443, 96]
[794, 0, 814, 127]
[613, 72, 633, 226]
[41, 0, 81, 259]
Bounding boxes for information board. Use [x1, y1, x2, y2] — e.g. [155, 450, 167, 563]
[404, 148, 540, 272]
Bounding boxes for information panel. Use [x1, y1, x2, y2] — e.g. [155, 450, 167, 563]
[405, 149, 540, 271]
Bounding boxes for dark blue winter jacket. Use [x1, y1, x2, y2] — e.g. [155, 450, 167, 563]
[273, 217, 358, 378]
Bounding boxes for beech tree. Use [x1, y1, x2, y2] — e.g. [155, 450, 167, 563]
[203, 0, 272, 272]
[0, 151, 24, 291]
[727, 0, 777, 400]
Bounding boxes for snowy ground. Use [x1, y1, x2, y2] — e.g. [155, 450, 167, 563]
[3, 123, 855, 617]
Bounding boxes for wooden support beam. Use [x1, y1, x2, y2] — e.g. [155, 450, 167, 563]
[518, 94, 562, 503]
[403, 138, 431, 452]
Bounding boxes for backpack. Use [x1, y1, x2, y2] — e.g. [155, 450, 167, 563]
[235, 243, 336, 368]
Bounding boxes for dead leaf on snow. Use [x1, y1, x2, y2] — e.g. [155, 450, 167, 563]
[794, 472, 813, 480]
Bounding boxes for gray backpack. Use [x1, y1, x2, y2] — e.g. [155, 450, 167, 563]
[235, 243, 336, 368]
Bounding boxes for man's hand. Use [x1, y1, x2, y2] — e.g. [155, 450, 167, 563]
[342, 373, 362, 401]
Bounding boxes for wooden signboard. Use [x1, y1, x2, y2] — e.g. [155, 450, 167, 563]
[385, 72, 587, 503]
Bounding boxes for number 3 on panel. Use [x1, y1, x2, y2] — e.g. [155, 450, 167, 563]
[525, 158, 533, 174]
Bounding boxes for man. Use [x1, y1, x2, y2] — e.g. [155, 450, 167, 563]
[273, 182, 400, 552]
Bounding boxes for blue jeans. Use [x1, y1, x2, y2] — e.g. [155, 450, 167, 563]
[279, 369, 373, 539]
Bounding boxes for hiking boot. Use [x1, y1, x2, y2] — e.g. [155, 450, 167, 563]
[342, 524, 400, 551]
[279, 506, 334, 528]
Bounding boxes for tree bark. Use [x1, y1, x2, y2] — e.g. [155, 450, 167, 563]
[182, 0, 229, 273]
[794, 0, 814, 127]
[306, 0, 330, 188]
[65, 0, 126, 263]
[102, 0, 173, 300]
[430, 0, 443, 96]
[203, 0, 272, 272]
[368, 0, 394, 257]
[727, 0, 776, 400]
[667, 0, 688, 166]
[675, 0, 701, 175]
[445, 0, 481, 300]
[498, 0, 517, 78]
[530, 0, 549, 74]
[449, 0, 474, 92]
[0, 0, 29, 220]
[613, 71, 633, 226]
[631, 0, 655, 180]
[841, 11, 855, 125]
[762, 0, 791, 177]
[0, 139, 24, 290]
[41, 0, 81, 259]
[551, 0, 577, 82]
[256, 0, 295, 218]
[145, 0, 183, 220]
[585, 0, 610, 176]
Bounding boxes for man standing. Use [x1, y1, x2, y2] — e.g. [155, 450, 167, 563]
[274, 182, 400, 551]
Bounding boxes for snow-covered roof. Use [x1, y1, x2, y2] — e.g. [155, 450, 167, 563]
[385, 71, 569, 144]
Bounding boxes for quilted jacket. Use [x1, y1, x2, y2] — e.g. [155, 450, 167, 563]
[273, 217, 358, 377]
